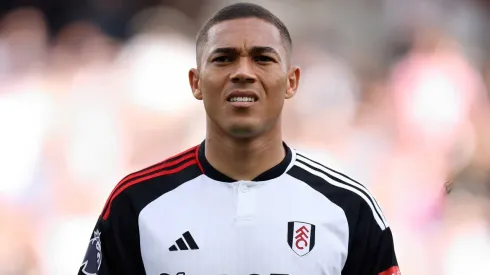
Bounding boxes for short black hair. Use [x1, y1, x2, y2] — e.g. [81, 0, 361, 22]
[195, 2, 292, 66]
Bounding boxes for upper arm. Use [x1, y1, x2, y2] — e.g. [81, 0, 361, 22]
[78, 192, 146, 275]
[342, 200, 400, 275]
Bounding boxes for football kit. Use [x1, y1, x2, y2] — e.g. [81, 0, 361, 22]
[78, 141, 400, 275]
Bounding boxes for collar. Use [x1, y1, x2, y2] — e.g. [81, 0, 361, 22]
[196, 140, 293, 182]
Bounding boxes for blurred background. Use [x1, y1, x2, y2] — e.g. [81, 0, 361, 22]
[1, 0, 490, 274]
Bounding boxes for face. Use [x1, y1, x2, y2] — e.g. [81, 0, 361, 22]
[189, 18, 300, 139]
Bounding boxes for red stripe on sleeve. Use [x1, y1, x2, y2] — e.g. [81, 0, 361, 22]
[100, 152, 194, 216]
[102, 159, 197, 220]
[379, 266, 401, 275]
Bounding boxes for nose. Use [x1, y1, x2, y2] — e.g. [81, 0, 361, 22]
[230, 57, 256, 84]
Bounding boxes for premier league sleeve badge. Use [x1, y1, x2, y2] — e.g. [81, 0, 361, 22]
[80, 229, 103, 275]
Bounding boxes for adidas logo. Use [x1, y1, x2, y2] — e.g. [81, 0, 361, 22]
[169, 231, 199, 251]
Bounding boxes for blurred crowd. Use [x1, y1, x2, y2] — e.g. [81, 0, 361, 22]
[1, 0, 490, 274]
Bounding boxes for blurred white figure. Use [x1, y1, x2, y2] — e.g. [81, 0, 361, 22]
[391, 225, 432, 275]
[443, 227, 490, 275]
[0, 8, 51, 202]
[52, 22, 126, 206]
[40, 216, 95, 275]
[65, 70, 125, 202]
[118, 32, 198, 115]
[0, 82, 53, 201]
[384, 31, 486, 231]
[291, 54, 358, 181]
[296, 53, 360, 134]
[390, 30, 485, 159]
[292, 47, 390, 186]
[442, 194, 490, 275]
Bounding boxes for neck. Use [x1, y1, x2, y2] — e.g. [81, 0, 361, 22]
[205, 123, 285, 181]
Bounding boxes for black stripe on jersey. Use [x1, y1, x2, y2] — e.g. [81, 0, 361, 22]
[183, 231, 199, 250]
[287, 164, 357, 235]
[176, 238, 188, 250]
[295, 156, 386, 229]
[297, 153, 368, 188]
[287, 164, 359, 248]
[296, 154, 388, 231]
[295, 153, 386, 226]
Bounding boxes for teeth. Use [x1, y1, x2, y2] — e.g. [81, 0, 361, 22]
[229, 96, 256, 102]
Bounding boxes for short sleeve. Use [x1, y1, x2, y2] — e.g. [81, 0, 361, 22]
[77, 192, 146, 275]
[341, 200, 401, 275]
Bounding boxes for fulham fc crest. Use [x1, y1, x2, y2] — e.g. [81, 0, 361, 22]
[287, 221, 316, 256]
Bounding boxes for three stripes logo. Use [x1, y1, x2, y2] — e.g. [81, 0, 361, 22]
[169, 231, 200, 251]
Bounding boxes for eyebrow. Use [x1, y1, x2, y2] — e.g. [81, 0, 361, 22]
[210, 46, 280, 56]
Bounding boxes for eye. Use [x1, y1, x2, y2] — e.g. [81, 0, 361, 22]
[212, 56, 233, 63]
[254, 55, 275, 63]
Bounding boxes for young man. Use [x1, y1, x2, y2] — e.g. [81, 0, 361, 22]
[78, 3, 400, 275]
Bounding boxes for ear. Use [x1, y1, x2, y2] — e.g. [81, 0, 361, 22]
[189, 68, 203, 100]
[285, 65, 300, 99]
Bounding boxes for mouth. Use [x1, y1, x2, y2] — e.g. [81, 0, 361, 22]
[226, 92, 258, 108]
[227, 96, 258, 103]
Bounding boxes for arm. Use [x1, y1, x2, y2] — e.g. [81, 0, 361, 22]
[342, 201, 401, 275]
[78, 192, 146, 275]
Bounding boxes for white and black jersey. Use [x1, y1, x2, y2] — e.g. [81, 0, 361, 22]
[78, 141, 400, 275]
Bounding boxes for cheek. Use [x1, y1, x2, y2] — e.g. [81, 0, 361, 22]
[200, 73, 224, 98]
[199, 74, 228, 116]
[262, 74, 288, 110]
[263, 73, 288, 96]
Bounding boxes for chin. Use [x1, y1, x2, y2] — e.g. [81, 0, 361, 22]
[213, 116, 272, 139]
[227, 125, 261, 139]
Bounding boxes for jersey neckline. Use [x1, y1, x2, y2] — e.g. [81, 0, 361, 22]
[196, 140, 293, 182]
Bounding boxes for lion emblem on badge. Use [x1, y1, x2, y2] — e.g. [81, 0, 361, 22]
[80, 229, 102, 275]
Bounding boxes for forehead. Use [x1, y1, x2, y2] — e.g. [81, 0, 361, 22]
[204, 18, 285, 55]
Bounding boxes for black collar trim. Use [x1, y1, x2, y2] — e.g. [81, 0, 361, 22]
[196, 140, 292, 182]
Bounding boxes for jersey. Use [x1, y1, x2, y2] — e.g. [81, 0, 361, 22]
[78, 141, 400, 275]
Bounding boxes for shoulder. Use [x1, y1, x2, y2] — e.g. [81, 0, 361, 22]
[101, 145, 204, 220]
[287, 149, 389, 231]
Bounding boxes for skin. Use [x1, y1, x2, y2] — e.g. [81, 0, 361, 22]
[188, 18, 300, 180]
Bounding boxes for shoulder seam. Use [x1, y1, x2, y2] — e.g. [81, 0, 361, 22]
[101, 146, 199, 220]
[120, 146, 197, 184]
[294, 152, 388, 230]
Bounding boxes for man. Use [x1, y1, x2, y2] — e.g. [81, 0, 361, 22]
[78, 3, 400, 275]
